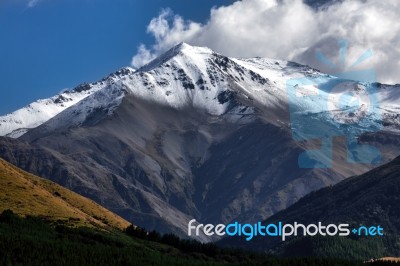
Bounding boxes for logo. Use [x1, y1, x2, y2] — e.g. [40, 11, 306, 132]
[287, 39, 381, 168]
[188, 219, 384, 241]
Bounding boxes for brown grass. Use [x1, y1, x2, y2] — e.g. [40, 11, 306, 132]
[0, 158, 130, 230]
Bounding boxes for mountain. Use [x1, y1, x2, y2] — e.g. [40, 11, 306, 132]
[1, 43, 400, 240]
[218, 155, 400, 260]
[0, 67, 135, 138]
[0, 158, 129, 230]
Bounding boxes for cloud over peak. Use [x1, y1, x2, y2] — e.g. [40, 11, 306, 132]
[132, 0, 400, 84]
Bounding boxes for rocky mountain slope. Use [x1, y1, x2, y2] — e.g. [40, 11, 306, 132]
[0, 43, 400, 240]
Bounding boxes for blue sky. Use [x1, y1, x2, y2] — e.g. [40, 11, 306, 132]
[0, 0, 233, 115]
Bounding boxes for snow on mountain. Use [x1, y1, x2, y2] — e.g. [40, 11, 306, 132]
[2, 42, 400, 138]
[133, 42, 321, 113]
[33, 43, 325, 135]
[0, 67, 135, 138]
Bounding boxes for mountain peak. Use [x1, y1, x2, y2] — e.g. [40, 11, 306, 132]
[174, 42, 213, 54]
[139, 42, 213, 72]
[175, 41, 191, 50]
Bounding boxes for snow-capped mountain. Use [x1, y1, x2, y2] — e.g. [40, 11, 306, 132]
[3, 43, 400, 139]
[1, 43, 400, 241]
[0, 43, 316, 138]
[0, 67, 135, 138]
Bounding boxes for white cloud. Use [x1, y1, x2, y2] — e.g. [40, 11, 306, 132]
[131, 44, 157, 68]
[132, 0, 400, 84]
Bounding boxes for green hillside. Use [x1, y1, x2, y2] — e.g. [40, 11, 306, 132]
[1, 209, 392, 266]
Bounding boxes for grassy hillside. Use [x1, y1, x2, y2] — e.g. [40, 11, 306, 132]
[0, 158, 129, 230]
[0, 209, 384, 266]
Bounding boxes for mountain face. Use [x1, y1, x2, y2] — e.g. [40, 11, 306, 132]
[218, 155, 400, 260]
[0, 68, 135, 138]
[0, 158, 129, 230]
[0, 43, 400, 240]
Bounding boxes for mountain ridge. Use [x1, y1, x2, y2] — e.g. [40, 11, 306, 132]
[1, 43, 400, 240]
[3, 43, 400, 137]
[0, 67, 136, 138]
